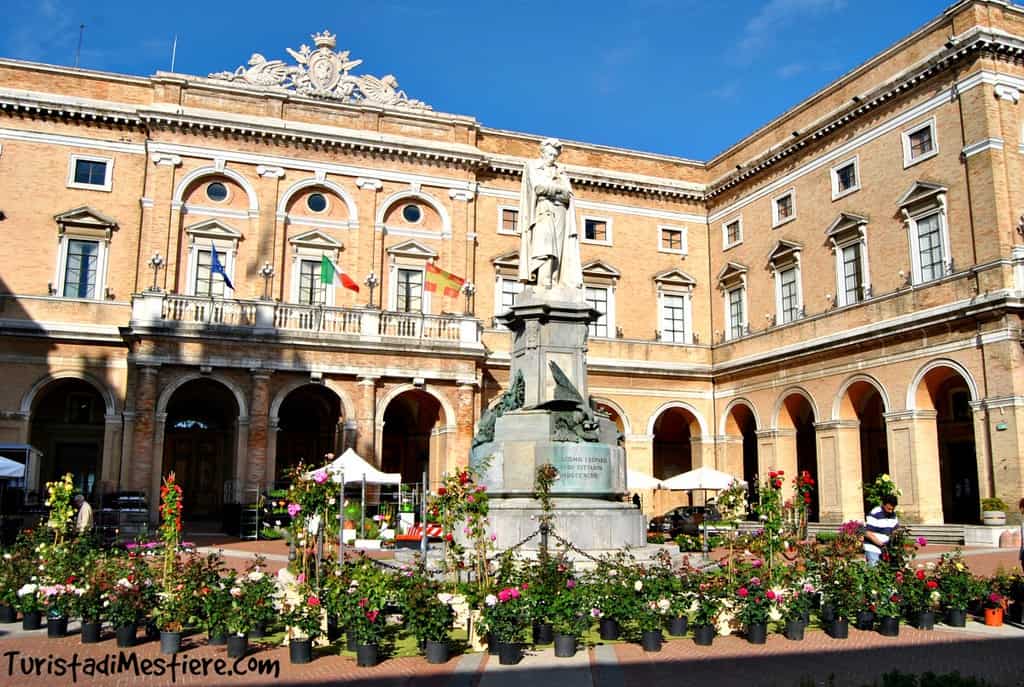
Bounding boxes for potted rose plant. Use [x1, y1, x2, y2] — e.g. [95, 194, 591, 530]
[74, 575, 104, 644]
[780, 582, 815, 641]
[873, 572, 903, 637]
[401, 577, 455, 664]
[349, 596, 386, 667]
[0, 551, 22, 623]
[283, 585, 323, 664]
[104, 574, 147, 647]
[691, 579, 723, 646]
[480, 586, 528, 665]
[225, 581, 259, 658]
[197, 576, 234, 644]
[902, 567, 940, 630]
[936, 552, 980, 627]
[983, 592, 1005, 627]
[735, 576, 774, 645]
[153, 579, 194, 655]
[16, 581, 42, 630]
[40, 583, 75, 638]
[548, 578, 590, 657]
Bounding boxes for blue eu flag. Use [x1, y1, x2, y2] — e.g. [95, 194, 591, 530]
[210, 242, 234, 291]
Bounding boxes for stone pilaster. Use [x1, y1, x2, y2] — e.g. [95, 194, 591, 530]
[246, 369, 273, 488]
[129, 365, 159, 492]
[755, 428, 797, 500]
[453, 382, 477, 476]
[356, 376, 378, 463]
[884, 410, 943, 523]
[100, 413, 123, 488]
[814, 420, 864, 522]
[689, 434, 718, 469]
[713, 434, 744, 478]
[149, 412, 167, 520]
[266, 417, 280, 484]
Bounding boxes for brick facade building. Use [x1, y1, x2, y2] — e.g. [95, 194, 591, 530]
[1, 0, 1022, 524]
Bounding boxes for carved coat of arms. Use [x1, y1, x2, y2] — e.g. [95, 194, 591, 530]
[209, 31, 431, 111]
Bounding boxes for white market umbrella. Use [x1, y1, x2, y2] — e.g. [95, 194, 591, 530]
[0, 456, 25, 479]
[661, 465, 745, 491]
[627, 469, 664, 490]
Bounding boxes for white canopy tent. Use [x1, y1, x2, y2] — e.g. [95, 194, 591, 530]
[0, 457, 26, 480]
[307, 448, 402, 485]
[661, 466, 745, 491]
[626, 469, 664, 490]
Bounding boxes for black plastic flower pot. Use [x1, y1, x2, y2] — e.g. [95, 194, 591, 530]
[800, 610, 811, 626]
[599, 618, 620, 640]
[326, 616, 342, 643]
[497, 641, 520, 665]
[819, 604, 836, 624]
[0, 605, 16, 623]
[914, 611, 935, 630]
[425, 639, 449, 665]
[115, 624, 136, 647]
[143, 620, 160, 641]
[828, 618, 849, 639]
[855, 611, 875, 631]
[640, 629, 662, 652]
[289, 638, 313, 664]
[47, 616, 68, 638]
[554, 634, 576, 657]
[21, 610, 42, 630]
[248, 622, 266, 639]
[946, 609, 967, 627]
[227, 634, 248, 659]
[532, 621, 554, 645]
[81, 621, 102, 644]
[487, 635, 499, 656]
[160, 630, 182, 655]
[208, 631, 227, 646]
[784, 620, 805, 641]
[668, 616, 689, 637]
[356, 643, 379, 667]
[693, 624, 715, 646]
[746, 622, 767, 645]
[877, 616, 899, 637]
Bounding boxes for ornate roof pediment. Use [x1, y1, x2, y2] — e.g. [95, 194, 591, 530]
[581, 260, 621, 279]
[897, 181, 947, 210]
[386, 239, 437, 260]
[208, 31, 431, 112]
[653, 268, 697, 288]
[288, 229, 342, 250]
[54, 206, 117, 232]
[825, 212, 869, 239]
[767, 239, 803, 263]
[184, 219, 243, 243]
[716, 261, 748, 285]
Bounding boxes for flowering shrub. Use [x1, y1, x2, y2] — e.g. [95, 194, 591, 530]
[480, 585, 528, 642]
[863, 473, 901, 509]
[281, 582, 324, 640]
[935, 551, 983, 611]
[45, 473, 76, 546]
[902, 565, 942, 613]
[398, 567, 454, 644]
[548, 577, 591, 636]
[734, 576, 780, 627]
[16, 582, 41, 613]
[430, 464, 492, 587]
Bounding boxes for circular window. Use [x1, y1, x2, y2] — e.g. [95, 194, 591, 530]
[307, 192, 328, 213]
[402, 203, 422, 223]
[206, 181, 228, 203]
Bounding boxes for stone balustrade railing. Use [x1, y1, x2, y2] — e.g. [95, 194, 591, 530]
[130, 292, 481, 346]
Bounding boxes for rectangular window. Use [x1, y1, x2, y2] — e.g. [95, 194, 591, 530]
[67, 155, 113, 191]
[586, 286, 609, 338]
[779, 267, 800, 323]
[298, 260, 325, 305]
[728, 286, 745, 340]
[499, 277, 523, 314]
[659, 227, 686, 253]
[62, 239, 99, 298]
[773, 191, 795, 225]
[724, 219, 742, 246]
[660, 293, 687, 343]
[396, 268, 423, 312]
[903, 120, 938, 166]
[194, 249, 226, 297]
[500, 208, 518, 233]
[916, 213, 945, 282]
[832, 158, 859, 199]
[841, 243, 864, 304]
[584, 219, 608, 242]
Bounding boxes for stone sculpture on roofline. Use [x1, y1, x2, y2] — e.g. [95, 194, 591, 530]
[470, 139, 645, 552]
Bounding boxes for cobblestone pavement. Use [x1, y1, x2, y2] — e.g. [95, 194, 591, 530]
[1, 620, 1022, 687]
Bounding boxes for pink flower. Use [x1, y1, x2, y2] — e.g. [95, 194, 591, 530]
[750, 577, 761, 587]
[358, 597, 368, 608]
[308, 595, 320, 606]
[297, 573, 306, 584]
[566, 579, 577, 589]
[738, 587, 749, 598]
[916, 537, 928, 547]
[467, 495, 476, 503]
[287, 503, 302, 517]
[313, 470, 328, 484]
[766, 590, 776, 601]
[490, 534, 497, 542]
[751, 558, 763, 569]
[498, 589, 511, 602]
[510, 587, 520, 599]
[366, 610, 379, 623]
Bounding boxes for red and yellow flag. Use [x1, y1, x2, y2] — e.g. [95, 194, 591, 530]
[424, 262, 465, 298]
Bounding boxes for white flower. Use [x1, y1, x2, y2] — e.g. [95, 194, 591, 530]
[17, 583, 37, 597]
[768, 607, 782, 622]
[230, 587, 243, 598]
[2, 553, 10, 560]
[485, 594, 498, 607]
[930, 591, 941, 603]
[688, 600, 700, 614]
[247, 571, 265, 582]
[634, 581, 643, 591]
[437, 593, 454, 605]
[656, 599, 671, 612]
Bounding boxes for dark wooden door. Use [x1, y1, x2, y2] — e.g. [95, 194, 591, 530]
[165, 432, 225, 519]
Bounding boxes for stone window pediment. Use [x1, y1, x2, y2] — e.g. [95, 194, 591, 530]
[288, 228, 343, 254]
[386, 239, 438, 261]
[184, 219, 243, 249]
[491, 250, 519, 277]
[716, 261, 748, 290]
[825, 212, 869, 246]
[55, 206, 117, 240]
[897, 181, 947, 217]
[653, 267, 696, 292]
[767, 239, 802, 271]
[581, 259, 620, 287]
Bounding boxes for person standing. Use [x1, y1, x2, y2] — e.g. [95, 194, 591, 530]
[73, 494, 93, 534]
[864, 494, 898, 566]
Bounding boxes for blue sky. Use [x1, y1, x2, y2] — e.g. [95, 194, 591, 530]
[1, 0, 950, 160]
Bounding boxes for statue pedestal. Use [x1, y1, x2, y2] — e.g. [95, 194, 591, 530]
[487, 497, 646, 552]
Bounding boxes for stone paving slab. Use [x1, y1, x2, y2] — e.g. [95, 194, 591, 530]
[479, 646, 592, 687]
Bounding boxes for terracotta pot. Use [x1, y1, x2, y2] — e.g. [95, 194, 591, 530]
[984, 607, 1004, 627]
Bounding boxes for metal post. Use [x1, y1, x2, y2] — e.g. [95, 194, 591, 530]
[420, 470, 428, 559]
[539, 521, 550, 559]
[338, 469, 345, 564]
[360, 475, 366, 538]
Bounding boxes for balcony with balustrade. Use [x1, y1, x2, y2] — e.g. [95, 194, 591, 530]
[128, 291, 484, 354]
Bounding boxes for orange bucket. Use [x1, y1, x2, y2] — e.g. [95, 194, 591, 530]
[984, 607, 1004, 627]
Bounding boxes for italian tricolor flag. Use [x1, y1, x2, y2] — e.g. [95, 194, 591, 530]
[320, 255, 360, 292]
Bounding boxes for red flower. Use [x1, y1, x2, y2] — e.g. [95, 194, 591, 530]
[738, 587, 749, 598]
[803, 494, 811, 504]
[521, 583, 529, 591]
[445, 533, 454, 542]
[308, 595, 321, 606]
[766, 590, 776, 601]
[458, 471, 470, 485]
[915, 569, 926, 581]
[926, 580, 938, 590]
[358, 597, 368, 608]
[437, 487, 447, 496]
[366, 610, 379, 623]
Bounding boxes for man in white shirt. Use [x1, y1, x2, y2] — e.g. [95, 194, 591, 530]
[864, 494, 898, 566]
[73, 494, 93, 534]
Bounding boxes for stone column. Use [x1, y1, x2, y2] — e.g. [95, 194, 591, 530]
[118, 411, 135, 490]
[814, 420, 864, 522]
[356, 376, 379, 463]
[100, 414, 123, 487]
[266, 417, 280, 485]
[129, 365, 160, 492]
[453, 381, 477, 473]
[755, 428, 797, 499]
[149, 412, 167, 520]
[970, 401, 993, 501]
[689, 435, 717, 469]
[884, 410, 943, 523]
[246, 369, 273, 489]
[713, 434, 744, 478]
[235, 416, 250, 501]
